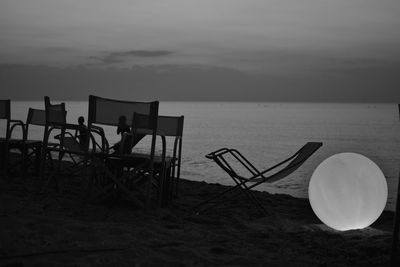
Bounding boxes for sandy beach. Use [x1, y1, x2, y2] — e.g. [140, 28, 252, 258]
[0, 167, 395, 267]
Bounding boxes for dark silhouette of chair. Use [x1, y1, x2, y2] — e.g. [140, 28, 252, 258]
[87, 95, 159, 209]
[120, 113, 184, 206]
[40, 97, 68, 186]
[156, 115, 184, 201]
[0, 99, 11, 176]
[0, 99, 25, 176]
[194, 142, 323, 215]
[8, 108, 49, 177]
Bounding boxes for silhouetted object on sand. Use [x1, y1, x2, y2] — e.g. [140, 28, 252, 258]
[155, 115, 184, 199]
[87, 95, 160, 209]
[40, 96, 68, 190]
[8, 108, 48, 177]
[194, 142, 322, 215]
[0, 99, 11, 176]
[122, 113, 185, 204]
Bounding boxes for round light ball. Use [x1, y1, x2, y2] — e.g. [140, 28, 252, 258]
[308, 153, 387, 231]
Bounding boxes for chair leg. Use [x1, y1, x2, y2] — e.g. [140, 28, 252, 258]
[193, 179, 268, 216]
[0, 142, 8, 178]
[21, 145, 28, 178]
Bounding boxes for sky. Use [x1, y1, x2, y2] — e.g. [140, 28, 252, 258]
[0, 0, 399, 101]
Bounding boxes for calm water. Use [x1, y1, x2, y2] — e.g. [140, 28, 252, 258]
[2, 102, 400, 210]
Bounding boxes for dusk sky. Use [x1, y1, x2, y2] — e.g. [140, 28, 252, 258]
[1, 0, 399, 101]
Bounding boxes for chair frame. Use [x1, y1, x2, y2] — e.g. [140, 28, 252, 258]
[86, 95, 159, 209]
[194, 142, 323, 215]
[8, 108, 48, 176]
[0, 99, 26, 176]
[155, 115, 184, 203]
[0, 99, 11, 176]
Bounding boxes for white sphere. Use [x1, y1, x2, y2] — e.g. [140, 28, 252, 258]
[308, 153, 387, 231]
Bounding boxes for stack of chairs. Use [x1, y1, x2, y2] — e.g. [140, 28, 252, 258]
[1, 96, 185, 210]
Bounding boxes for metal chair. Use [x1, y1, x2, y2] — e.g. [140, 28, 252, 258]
[86, 95, 159, 209]
[194, 142, 323, 215]
[0, 99, 25, 177]
[0, 99, 11, 176]
[8, 108, 48, 177]
[40, 97, 67, 188]
[119, 113, 184, 207]
[137, 114, 184, 204]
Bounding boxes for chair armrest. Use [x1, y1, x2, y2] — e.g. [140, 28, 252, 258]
[9, 120, 26, 139]
[89, 125, 109, 153]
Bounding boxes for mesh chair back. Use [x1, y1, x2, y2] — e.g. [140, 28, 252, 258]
[44, 96, 66, 125]
[157, 116, 184, 137]
[27, 108, 46, 126]
[0, 100, 10, 120]
[89, 95, 156, 127]
[267, 142, 322, 183]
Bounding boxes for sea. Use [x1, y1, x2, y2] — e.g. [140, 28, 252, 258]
[2, 102, 400, 210]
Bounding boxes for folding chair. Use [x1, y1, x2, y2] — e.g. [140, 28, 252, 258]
[0, 99, 25, 176]
[40, 97, 67, 186]
[8, 108, 48, 177]
[86, 95, 159, 209]
[0, 100, 11, 176]
[194, 142, 323, 215]
[121, 113, 184, 207]
[151, 115, 184, 202]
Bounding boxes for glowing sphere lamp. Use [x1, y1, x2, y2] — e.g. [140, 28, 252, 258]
[308, 153, 387, 231]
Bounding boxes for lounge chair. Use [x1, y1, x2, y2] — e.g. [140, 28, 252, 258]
[193, 142, 323, 215]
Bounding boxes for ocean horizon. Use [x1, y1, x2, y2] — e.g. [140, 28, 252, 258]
[3, 101, 400, 210]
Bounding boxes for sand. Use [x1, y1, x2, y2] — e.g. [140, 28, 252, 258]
[0, 170, 395, 267]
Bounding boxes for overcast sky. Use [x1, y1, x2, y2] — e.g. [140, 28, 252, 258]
[0, 0, 399, 100]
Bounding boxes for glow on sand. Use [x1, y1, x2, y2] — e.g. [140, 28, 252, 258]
[308, 153, 388, 231]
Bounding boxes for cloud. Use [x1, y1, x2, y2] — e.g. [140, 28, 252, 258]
[89, 50, 174, 64]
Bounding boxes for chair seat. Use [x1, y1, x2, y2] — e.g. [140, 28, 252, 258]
[105, 152, 174, 167]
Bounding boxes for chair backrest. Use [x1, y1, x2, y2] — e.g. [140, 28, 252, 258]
[88, 95, 157, 127]
[27, 108, 46, 126]
[266, 142, 322, 183]
[157, 115, 184, 137]
[44, 96, 66, 125]
[0, 99, 11, 138]
[0, 99, 10, 120]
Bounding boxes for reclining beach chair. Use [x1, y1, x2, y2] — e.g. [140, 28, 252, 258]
[86, 95, 159, 209]
[194, 142, 322, 215]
